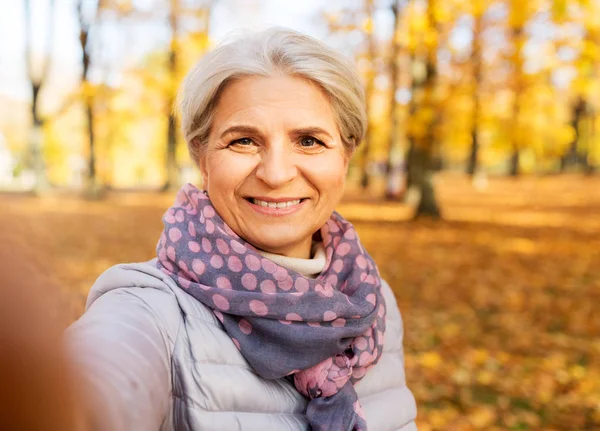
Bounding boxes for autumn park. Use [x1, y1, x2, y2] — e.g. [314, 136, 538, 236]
[1, 0, 599, 430]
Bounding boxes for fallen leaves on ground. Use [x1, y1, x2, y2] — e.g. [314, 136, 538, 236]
[0, 173, 598, 430]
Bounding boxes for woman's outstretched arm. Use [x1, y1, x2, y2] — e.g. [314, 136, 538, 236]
[0, 239, 172, 430]
[66, 285, 173, 431]
[0, 241, 88, 430]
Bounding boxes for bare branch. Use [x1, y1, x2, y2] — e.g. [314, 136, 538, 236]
[23, 0, 56, 86]
[23, 0, 32, 82]
[40, 0, 57, 85]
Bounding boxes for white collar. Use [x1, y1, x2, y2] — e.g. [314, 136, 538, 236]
[257, 242, 326, 279]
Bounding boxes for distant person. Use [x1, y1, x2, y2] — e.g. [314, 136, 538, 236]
[66, 27, 417, 430]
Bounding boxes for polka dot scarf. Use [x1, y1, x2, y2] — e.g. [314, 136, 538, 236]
[156, 184, 386, 431]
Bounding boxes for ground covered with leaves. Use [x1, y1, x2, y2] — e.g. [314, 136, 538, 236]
[1, 174, 598, 430]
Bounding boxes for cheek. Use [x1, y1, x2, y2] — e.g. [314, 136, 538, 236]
[204, 152, 256, 196]
[303, 154, 348, 198]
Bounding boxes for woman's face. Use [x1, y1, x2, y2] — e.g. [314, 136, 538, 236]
[198, 74, 351, 258]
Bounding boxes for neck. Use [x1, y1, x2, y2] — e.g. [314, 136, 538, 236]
[258, 237, 313, 259]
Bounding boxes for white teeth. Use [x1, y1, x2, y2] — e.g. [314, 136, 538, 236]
[251, 198, 302, 208]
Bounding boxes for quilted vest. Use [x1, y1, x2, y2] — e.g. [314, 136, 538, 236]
[70, 261, 418, 431]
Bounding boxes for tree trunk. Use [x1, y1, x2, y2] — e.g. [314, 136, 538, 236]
[385, 0, 404, 199]
[78, 1, 102, 198]
[163, 0, 180, 191]
[29, 85, 49, 193]
[83, 43, 97, 190]
[165, 114, 178, 190]
[85, 101, 99, 195]
[24, 0, 55, 194]
[510, 23, 524, 177]
[509, 148, 520, 177]
[560, 98, 586, 172]
[359, 0, 376, 190]
[405, 139, 415, 188]
[407, 0, 441, 218]
[467, 131, 479, 176]
[467, 13, 482, 177]
[408, 145, 440, 218]
[584, 108, 595, 175]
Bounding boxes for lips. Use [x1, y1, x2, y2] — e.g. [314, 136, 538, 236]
[250, 198, 302, 208]
[244, 196, 307, 216]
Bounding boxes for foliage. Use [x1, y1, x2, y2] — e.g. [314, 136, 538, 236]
[4, 0, 600, 193]
[330, 0, 600, 181]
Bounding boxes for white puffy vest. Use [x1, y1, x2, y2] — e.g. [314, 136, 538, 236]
[68, 261, 417, 431]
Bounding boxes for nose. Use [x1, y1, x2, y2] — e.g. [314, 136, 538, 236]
[255, 145, 298, 188]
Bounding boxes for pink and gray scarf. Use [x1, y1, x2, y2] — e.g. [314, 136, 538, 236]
[156, 184, 386, 431]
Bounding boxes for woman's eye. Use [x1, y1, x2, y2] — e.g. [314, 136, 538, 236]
[300, 137, 323, 147]
[231, 138, 253, 146]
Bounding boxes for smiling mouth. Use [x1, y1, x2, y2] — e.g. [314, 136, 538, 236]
[244, 197, 306, 208]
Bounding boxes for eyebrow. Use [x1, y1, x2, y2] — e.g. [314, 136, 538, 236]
[219, 125, 334, 140]
[219, 125, 261, 139]
[291, 127, 333, 140]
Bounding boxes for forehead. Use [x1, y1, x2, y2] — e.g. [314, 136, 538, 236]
[212, 75, 338, 132]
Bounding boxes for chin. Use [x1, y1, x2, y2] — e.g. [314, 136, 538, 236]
[249, 229, 311, 255]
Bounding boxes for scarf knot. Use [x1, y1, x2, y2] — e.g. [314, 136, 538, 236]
[295, 351, 359, 399]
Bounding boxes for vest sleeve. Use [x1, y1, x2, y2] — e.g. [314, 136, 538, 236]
[379, 279, 419, 430]
[64, 287, 173, 431]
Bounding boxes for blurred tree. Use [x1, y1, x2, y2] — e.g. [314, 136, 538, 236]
[16, 0, 600, 193]
[560, 0, 599, 174]
[508, 3, 523, 176]
[406, 0, 441, 218]
[93, 1, 140, 190]
[164, 0, 181, 191]
[507, 0, 538, 176]
[23, 0, 55, 193]
[385, 0, 406, 199]
[467, 1, 486, 176]
[359, 0, 377, 190]
[77, 0, 102, 197]
[560, 97, 587, 171]
[324, 3, 382, 191]
[163, 0, 212, 191]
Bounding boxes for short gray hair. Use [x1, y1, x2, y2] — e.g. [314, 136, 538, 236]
[177, 27, 367, 162]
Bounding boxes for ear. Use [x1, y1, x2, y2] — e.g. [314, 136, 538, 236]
[344, 147, 355, 169]
[194, 139, 209, 188]
[342, 136, 358, 168]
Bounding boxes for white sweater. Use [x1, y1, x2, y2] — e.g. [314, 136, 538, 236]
[257, 242, 327, 278]
[66, 258, 417, 430]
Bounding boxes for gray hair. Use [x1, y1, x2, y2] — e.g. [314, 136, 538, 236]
[177, 27, 367, 162]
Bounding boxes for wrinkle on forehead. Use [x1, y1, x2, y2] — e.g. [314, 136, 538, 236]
[210, 75, 340, 141]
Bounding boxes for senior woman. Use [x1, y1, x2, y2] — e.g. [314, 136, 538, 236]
[67, 27, 417, 431]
